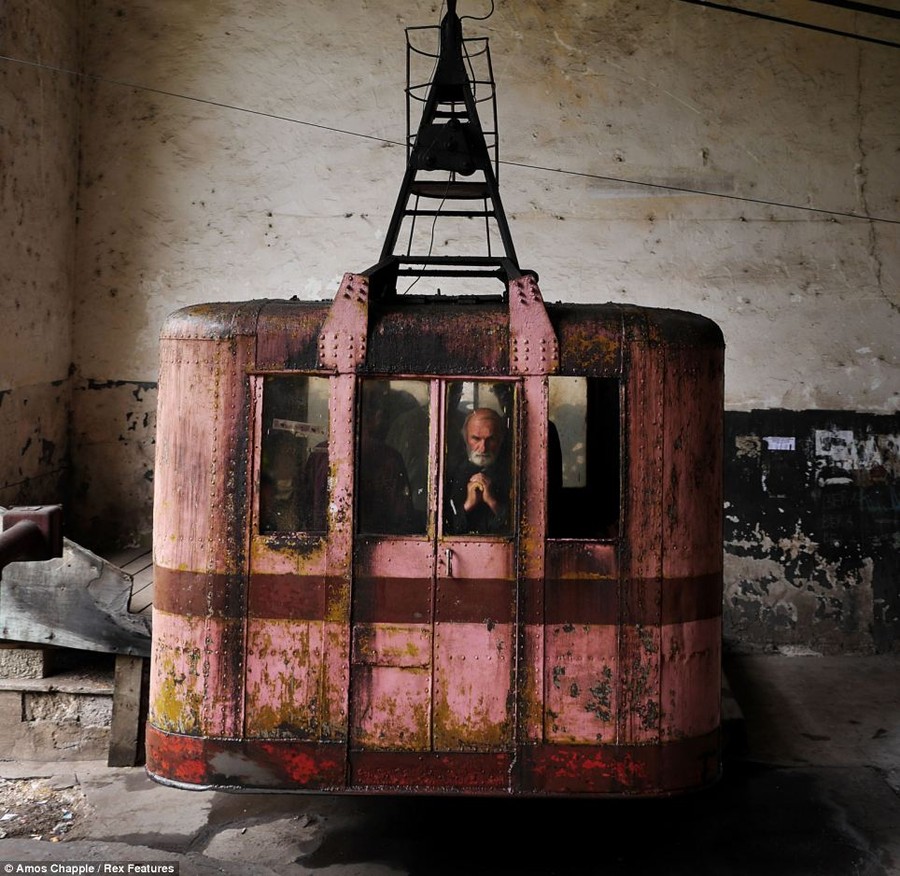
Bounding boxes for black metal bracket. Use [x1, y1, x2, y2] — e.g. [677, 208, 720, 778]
[370, 0, 528, 298]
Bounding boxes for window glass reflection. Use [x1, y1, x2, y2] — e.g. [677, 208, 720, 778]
[259, 375, 330, 533]
[443, 381, 514, 536]
[357, 380, 429, 536]
[548, 376, 619, 539]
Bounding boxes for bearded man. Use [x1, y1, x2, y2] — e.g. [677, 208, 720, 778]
[444, 407, 511, 535]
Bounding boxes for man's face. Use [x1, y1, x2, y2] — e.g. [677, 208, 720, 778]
[466, 414, 502, 468]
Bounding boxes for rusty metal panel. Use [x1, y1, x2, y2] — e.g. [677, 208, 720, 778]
[350, 538, 436, 750]
[618, 331, 664, 746]
[433, 620, 515, 750]
[647, 307, 725, 350]
[520, 740, 654, 795]
[318, 273, 370, 373]
[149, 611, 243, 737]
[621, 324, 665, 582]
[322, 620, 351, 742]
[249, 537, 328, 577]
[366, 302, 508, 374]
[255, 300, 328, 370]
[245, 618, 325, 738]
[350, 665, 432, 751]
[350, 750, 513, 792]
[350, 623, 432, 750]
[153, 335, 254, 576]
[662, 345, 725, 579]
[518, 377, 549, 581]
[546, 542, 618, 581]
[660, 617, 722, 742]
[352, 575, 433, 624]
[518, 376, 549, 742]
[325, 374, 356, 581]
[353, 543, 435, 623]
[245, 578, 330, 741]
[521, 622, 544, 744]
[158, 300, 265, 341]
[352, 623, 433, 668]
[508, 276, 559, 375]
[520, 731, 719, 796]
[152, 331, 254, 741]
[432, 543, 515, 753]
[550, 304, 622, 376]
[544, 623, 617, 743]
[145, 725, 347, 790]
[153, 339, 219, 574]
[618, 624, 662, 744]
[435, 539, 512, 582]
[313, 373, 355, 742]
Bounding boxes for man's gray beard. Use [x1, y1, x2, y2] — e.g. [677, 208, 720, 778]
[468, 450, 496, 468]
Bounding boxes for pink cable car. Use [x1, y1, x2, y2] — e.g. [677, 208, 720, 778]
[146, 2, 724, 797]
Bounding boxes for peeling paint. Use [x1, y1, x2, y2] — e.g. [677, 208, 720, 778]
[724, 410, 899, 653]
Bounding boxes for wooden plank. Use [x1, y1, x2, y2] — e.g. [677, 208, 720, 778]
[120, 553, 152, 577]
[103, 547, 150, 571]
[100, 547, 154, 616]
[0, 539, 151, 657]
[108, 654, 148, 767]
[0, 674, 114, 695]
[128, 565, 155, 615]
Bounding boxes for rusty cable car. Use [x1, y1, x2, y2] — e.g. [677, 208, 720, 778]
[147, 1, 724, 797]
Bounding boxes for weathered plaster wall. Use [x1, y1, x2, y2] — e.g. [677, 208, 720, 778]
[4, 1, 897, 649]
[724, 410, 899, 654]
[0, 2, 79, 508]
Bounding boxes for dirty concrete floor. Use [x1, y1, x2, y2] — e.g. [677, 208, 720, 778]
[0, 653, 897, 876]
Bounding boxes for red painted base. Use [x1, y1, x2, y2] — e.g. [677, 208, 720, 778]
[145, 725, 720, 797]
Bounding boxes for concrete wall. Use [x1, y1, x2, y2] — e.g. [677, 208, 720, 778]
[3, 1, 898, 652]
[0, 2, 80, 509]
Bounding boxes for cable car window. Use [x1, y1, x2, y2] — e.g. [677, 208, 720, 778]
[357, 379, 428, 536]
[443, 380, 515, 536]
[259, 375, 330, 534]
[548, 376, 619, 539]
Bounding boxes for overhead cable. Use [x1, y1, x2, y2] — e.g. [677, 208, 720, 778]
[0, 51, 897, 226]
[806, 0, 900, 19]
[675, 0, 900, 48]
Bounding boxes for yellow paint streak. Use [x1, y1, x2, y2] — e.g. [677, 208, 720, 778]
[150, 649, 204, 735]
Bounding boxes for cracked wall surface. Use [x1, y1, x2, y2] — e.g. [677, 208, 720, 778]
[2, 1, 898, 648]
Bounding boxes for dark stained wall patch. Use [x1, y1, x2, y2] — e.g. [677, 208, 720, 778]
[724, 409, 899, 654]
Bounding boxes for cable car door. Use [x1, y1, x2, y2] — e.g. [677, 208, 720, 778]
[350, 378, 518, 790]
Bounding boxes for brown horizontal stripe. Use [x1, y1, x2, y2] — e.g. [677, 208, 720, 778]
[436, 578, 515, 623]
[620, 576, 661, 625]
[661, 573, 723, 624]
[353, 576, 432, 624]
[155, 567, 720, 625]
[153, 566, 244, 618]
[249, 573, 327, 620]
[621, 574, 723, 626]
[350, 750, 512, 791]
[522, 577, 545, 626]
[545, 577, 618, 625]
[544, 573, 721, 626]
